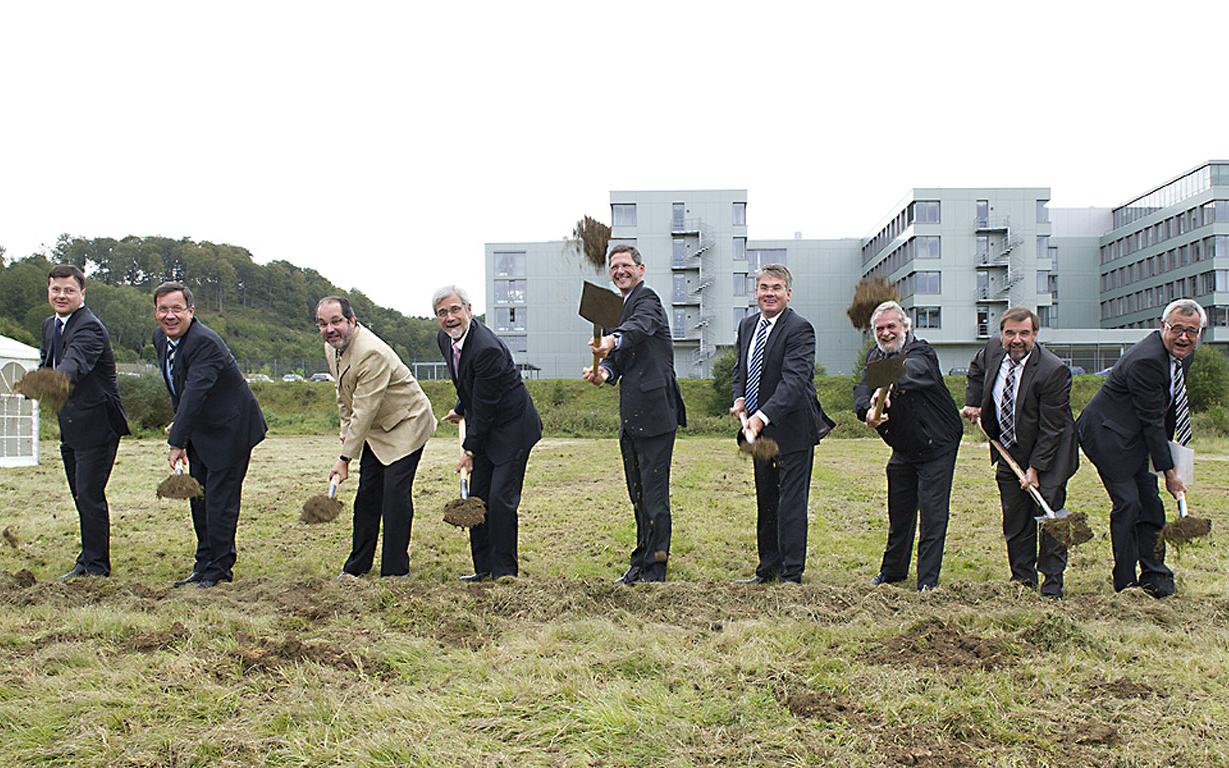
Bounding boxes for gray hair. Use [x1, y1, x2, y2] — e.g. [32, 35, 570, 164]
[870, 300, 911, 330]
[755, 263, 793, 290]
[431, 285, 471, 312]
[1162, 298, 1207, 328]
[608, 244, 643, 266]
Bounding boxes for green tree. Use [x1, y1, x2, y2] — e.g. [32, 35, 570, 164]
[1188, 345, 1229, 411]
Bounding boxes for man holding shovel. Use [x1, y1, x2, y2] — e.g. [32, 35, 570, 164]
[1077, 299, 1205, 598]
[318, 296, 436, 579]
[962, 307, 1078, 598]
[434, 285, 541, 582]
[583, 244, 686, 584]
[854, 301, 962, 591]
[730, 264, 835, 585]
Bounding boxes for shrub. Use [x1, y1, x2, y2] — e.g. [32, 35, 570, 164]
[1187, 345, 1229, 412]
[117, 374, 175, 436]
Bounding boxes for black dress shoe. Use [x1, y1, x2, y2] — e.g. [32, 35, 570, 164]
[173, 571, 202, 588]
[614, 567, 641, 585]
[58, 564, 89, 581]
[196, 575, 232, 589]
[735, 575, 774, 584]
[459, 572, 491, 583]
[869, 572, 886, 586]
[780, 576, 802, 585]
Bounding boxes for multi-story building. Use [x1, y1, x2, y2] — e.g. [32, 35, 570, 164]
[485, 161, 1228, 378]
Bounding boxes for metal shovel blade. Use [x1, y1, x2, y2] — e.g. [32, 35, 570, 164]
[866, 355, 906, 390]
[1034, 506, 1072, 523]
[578, 281, 624, 330]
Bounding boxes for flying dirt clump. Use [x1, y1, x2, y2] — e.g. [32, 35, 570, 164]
[739, 436, 781, 462]
[14, 368, 71, 411]
[1161, 515, 1212, 550]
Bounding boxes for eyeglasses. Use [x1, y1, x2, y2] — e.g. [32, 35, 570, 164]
[1164, 322, 1201, 339]
[155, 306, 189, 317]
[435, 305, 467, 319]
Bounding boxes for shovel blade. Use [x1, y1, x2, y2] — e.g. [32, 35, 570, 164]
[1034, 507, 1072, 522]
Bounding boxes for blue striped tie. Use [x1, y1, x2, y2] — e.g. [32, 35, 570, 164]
[744, 317, 770, 414]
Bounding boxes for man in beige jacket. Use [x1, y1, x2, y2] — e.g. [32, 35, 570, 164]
[317, 296, 436, 577]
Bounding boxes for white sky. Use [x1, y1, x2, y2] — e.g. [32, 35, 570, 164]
[3, 1, 1226, 316]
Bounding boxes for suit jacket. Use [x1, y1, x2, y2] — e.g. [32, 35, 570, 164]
[1077, 330, 1186, 480]
[40, 306, 130, 449]
[731, 308, 834, 454]
[155, 318, 266, 469]
[854, 333, 962, 461]
[599, 281, 687, 437]
[438, 319, 541, 464]
[328, 323, 436, 465]
[966, 337, 1078, 481]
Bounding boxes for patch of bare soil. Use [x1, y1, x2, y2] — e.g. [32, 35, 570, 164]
[1065, 722, 1118, 746]
[876, 726, 976, 768]
[1085, 677, 1160, 700]
[10, 569, 36, 588]
[782, 690, 859, 721]
[128, 621, 189, 652]
[2, 527, 19, 548]
[865, 617, 1013, 670]
[231, 630, 369, 673]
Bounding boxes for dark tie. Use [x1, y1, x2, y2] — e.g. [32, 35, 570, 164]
[744, 317, 770, 414]
[52, 318, 65, 368]
[166, 341, 178, 396]
[1173, 359, 1192, 447]
[999, 358, 1019, 448]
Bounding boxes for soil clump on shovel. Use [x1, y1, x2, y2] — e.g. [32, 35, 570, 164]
[301, 495, 343, 524]
[1161, 515, 1212, 549]
[443, 497, 487, 528]
[1042, 512, 1094, 547]
[15, 368, 71, 410]
[739, 436, 780, 462]
[156, 472, 203, 500]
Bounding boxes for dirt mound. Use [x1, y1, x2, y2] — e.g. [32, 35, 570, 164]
[1042, 512, 1094, 547]
[156, 473, 203, 500]
[443, 497, 486, 527]
[11, 569, 36, 588]
[866, 617, 1013, 670]
[300, 494, 343, 523]
[14, 368, 70, 409]
[783, 690, 857, 721]
[1086, 677, 1160, 700]
[1068, 722, 1118, 745]
[232, 631, 368, 673]
[2, 527, 18, 548]
[128, 621, 189, 652]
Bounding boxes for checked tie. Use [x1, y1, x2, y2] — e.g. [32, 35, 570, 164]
[1173, 359, 1192, 447]
[744, 317, 770, 414]
[999, 358, 1020, 448]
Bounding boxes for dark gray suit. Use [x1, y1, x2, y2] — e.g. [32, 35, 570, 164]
[732, 308, 835, 582]
[1077, 330, 1185, 595]
[599, 281, 686, 582]
[966, 338, 1078, 595]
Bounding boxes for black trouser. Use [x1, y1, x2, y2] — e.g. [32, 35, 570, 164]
[344, 444, 422, 577]
[467, 447, 531, 578]
[880, 447, 958, 589]
[619, 430, 675, 581]
[187, 445, 251, 582]
[60, 438, 119, 576]
[753, 446, 814, 582]
[995, 462, 1067, 595]
[1096, 463, 1174, 595]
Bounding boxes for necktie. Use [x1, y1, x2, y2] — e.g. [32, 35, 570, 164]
[166, 341, 178, 396]
[999, 358, 1019, 448]
[52, 318, 65, 368]
[452, 340, 462, 374]
[1173, 359, 1192, 447]
[744, 317, 770, 415]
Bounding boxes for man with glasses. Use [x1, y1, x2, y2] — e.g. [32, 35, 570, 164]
[1077, 299, 1206, 597]
[154, 282, 266, 588]
[583, 245, 686, 584]
[433, 285, 540, 582]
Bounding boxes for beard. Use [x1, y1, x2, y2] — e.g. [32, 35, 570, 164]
[876, 336, 905, 354]
[444, 324, 466, 341]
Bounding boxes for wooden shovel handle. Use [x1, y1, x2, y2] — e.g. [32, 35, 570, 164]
[977, 418, 1054, 517]
[592, 323, 602, 372]
[869, 385, 891, 422]
[457, 418, 470, 485]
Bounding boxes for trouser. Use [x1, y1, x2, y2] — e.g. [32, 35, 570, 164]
[619, 430, 675, 581]
[187, 445, 252, 582]
[753, 446, 814, 582]
[995, 462, 1067, 595]
[880, 447, 958, 589]
[344, 444, 423, 577]
[1097, 463, 1174, 594]
[61, 439, 119, 575]
[467, 447, 531, 578]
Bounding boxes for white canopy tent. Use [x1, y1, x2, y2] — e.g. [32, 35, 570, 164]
[0, 335, 41, 467]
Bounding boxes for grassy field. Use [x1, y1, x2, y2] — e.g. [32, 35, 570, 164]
[1, 434, 1228, 767]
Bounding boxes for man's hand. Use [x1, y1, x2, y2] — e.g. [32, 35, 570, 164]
[865, 389, 891, 429]
[730, 397, 747, 421]
[167, 446, 187, 471]
[1164, 467, 1187, 498]
[961, 405, 981, 423]
[331, 458, 350, 484]
[1023, 466, 1039, 491]
[455, 450, 474, 475]
[581, 365, 609, 386]
[746, 413, 766, 439]
[444, 409, 462, 425]
[589, 334, 617, 358]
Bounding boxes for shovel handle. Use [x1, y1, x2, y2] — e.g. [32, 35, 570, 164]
[592, 323, 602, 372]
[978, 419, 1057, 519]
[738, 412, 757, 444]
[458, 417, 470, 499]
[327, 475, 338, 499]
[869, 385, 891, 422]
[1177, 491, 1188, 518]
[174, 460, 185, 476]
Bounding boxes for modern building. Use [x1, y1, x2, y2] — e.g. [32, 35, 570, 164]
[486, 161, 1229, 378]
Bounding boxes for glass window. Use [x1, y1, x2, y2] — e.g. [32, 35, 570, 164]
[976, 236, 990, 263]
[673, 239, 686, 267]
[914, 201, 940, 224]
[1036, 200, 1049, 223]
[732, 202, 747, 227]
[733, 272, 747, 297]
[916, 271, 941, 294]
[672, 273, 688, 302]
[976, 200, 989, 227]
[672, 309, 687, 340]
[1037, 271, 1051, 293]
[611, 203, 637, 227]
[493, 251, 526, 277]
[494, 280, 525, 303]
[1038, 305, 1056, 328]
[1036, 236, 1050, 259]
[746, 248, 786, 270]
[913, 306, 941, 329]
[915, 236, 940, 259]
[501, 335, 527, 354]
[1217, 201, 1229, 223]
[733, 237, 747, 261]
[494, 307, 526, 331]
[672, 202, 685, 231]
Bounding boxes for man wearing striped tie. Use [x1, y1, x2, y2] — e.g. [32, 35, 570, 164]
[1077, 299, 1205, 598]
[730, 264, 835, 585]
[962, 307, 1078, 598]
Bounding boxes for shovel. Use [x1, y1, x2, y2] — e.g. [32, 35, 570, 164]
[1160, 491, 1212, 549]
[977, 421, 1069, 521]
[865, 355, 905, 422]
[443, 418, 486, 528]
[300, 474, 343, 523]
[738, 412, 779, 461]
[578, 281, 624, 371]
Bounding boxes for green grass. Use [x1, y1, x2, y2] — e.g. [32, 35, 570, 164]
[1, 434, 1228, 767]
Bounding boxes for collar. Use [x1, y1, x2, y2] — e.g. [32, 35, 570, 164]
[55, 306, 81, 324]
[1002, 350, 1032, 369]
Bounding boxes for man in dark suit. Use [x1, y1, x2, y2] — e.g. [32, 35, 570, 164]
[584, 244, 687, 584]
[730, 264, 835, 584]
[854, 301, 963, 591]
[962, 306, 1078, 598]
[41, 264, 130, 580]
[1077, 299, 1204, 598]
[434, 285, 541, 582]
[153, 282, 267, 588]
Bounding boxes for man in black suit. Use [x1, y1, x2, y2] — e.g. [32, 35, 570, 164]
[730, 264, 835, 585]
[854, 301, 963, 591]
[434, 285, 541, 582]
[153, 282, 267, 588]
[1077, 298, 1204, 598]
[962, 306, 1078, 598]
[40, 264, 130, 580]
[584, 244, 687, 584]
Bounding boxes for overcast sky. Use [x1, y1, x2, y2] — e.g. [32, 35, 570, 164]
[3, 1, 1226, 316]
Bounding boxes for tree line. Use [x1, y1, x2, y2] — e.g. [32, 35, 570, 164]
[0, 235, 442, 365]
